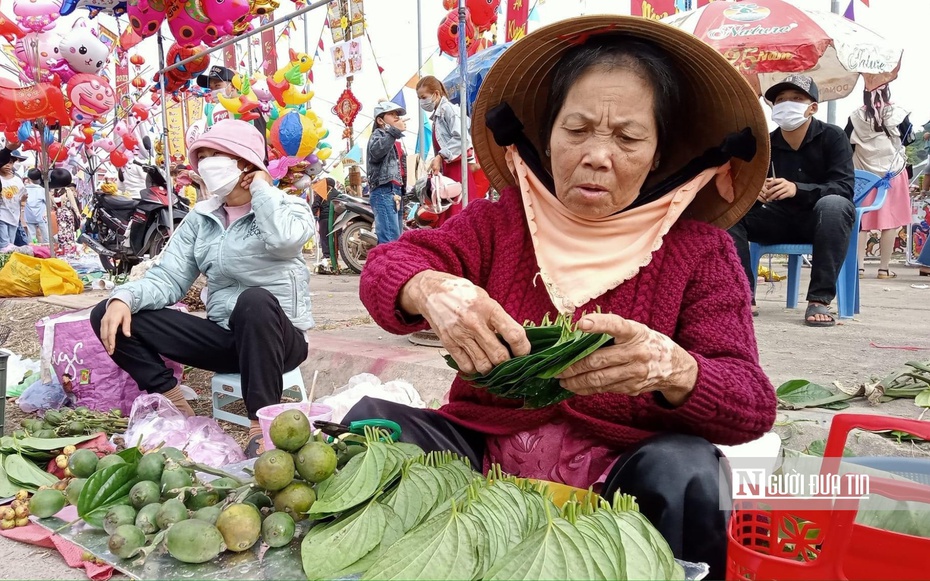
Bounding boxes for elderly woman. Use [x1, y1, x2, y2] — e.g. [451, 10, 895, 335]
[90, 120, 315, 457]
[349, 16, 776, 575]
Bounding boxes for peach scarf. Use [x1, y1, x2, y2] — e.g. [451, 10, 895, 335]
[507, 146, 734, 314]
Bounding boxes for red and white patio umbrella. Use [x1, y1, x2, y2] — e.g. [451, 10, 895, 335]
[662, 0, 903, 101]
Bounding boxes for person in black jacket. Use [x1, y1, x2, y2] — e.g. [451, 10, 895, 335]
[311, 177, 339, 259]
[728, 75, 855, 327]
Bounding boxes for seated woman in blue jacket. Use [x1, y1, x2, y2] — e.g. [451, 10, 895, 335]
[90, 120, 316, 456]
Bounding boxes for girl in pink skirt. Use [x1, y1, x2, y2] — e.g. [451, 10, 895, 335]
[847, 85, 912, 279]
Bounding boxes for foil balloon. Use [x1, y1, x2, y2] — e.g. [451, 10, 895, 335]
[269, 111, 321, 159]
[66, 73, 115, 125]
[109, 149, 129, 167]
[14, 30, 63, 81]
[248, 0, 278, 17]
[0, 11, 26, 41]
[202, 0, 249, 37]
[12, 0, 62, 33]
[0, 79, 71, 128]
[465, 0, 499, 32]
[437, 8, 476, 58]
[165, 42, 210, 79]
[59, 0, 127, 17]
[127, 0, 166, 39]
[59, 20, 110, 75]
[166, 0, 218, 47]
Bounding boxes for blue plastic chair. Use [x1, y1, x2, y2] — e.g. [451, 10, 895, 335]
[749, 169, 890, 319]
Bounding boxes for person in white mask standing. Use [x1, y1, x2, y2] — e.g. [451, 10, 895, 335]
[728, 75, 855, 327]
[90, 120, 316, 457]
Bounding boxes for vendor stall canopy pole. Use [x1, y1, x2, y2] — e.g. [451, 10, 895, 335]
[156, 32, 175, 234]
[458, 0, 468, 206]
[827, 0, 840, 125]
[417, 0, 425, 160]
[157, 0, 330, 76]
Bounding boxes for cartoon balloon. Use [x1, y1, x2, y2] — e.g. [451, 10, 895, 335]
[59, 20, 110, 75]
[66, 73, 115, 125]
[437, 8, 476, 58]
[59, 0, 127, 17]
[465, 0, 499, 32]
[0, 78, 71, 128]
[166, 0, 219, 47]
[128, 0, 166, 39]
[12, 0, 62, 33]
[110, 149, 129, 167]
[202, 0, 249, 37]
[14, 30, 63, 81]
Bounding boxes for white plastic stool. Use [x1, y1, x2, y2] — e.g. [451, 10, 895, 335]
[211, 368, 306, 427]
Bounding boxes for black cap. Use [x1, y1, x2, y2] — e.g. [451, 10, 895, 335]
[196, 66, 235, 89]
[764, 74, 819, 104]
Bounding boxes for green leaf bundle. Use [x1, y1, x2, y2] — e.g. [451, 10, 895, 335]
[444, 312, 612, 408]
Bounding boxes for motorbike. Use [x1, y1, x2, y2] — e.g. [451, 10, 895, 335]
[329, 191, 376, 274]
[79, 162, 189, 275]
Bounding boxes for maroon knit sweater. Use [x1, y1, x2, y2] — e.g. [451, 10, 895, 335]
[360, 187, 776, 451]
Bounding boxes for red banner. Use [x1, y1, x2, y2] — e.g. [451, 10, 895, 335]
[260, 13, 278, 77]
[223, 45, 237, 70]
[633, 0, 716, 19]
[505, 0, 528, 42]
[115, 53, 129, 118]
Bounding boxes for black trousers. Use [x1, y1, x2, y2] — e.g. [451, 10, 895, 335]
[343, 397, 729, 579]
[728, 195, 856, 305]
[90, 287, 308, 419]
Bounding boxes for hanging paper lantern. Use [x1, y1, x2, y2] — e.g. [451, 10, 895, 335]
[442, 0, 455, 9]
[130, 54, 145, 66]
[269, 111, 320, 159]
[437, 8, 476, 58]
[132, 76, 146, 89]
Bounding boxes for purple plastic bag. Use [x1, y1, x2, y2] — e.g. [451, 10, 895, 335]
[36, 307, 184, 415]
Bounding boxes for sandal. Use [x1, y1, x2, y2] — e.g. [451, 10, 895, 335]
[804, 303, 836, 327]
[244, 435, 264, 459]
[751, 305, 759, 317]
[877, 269, 897, 279]
[858, 268, 865, 279]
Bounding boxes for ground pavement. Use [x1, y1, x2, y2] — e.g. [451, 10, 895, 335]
[2, 261, 929, 578]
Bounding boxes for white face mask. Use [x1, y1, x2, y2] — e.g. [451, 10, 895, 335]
[419, 96, 436, 112]
[198, 155, 242, 200]
[772, 101, 812, 131]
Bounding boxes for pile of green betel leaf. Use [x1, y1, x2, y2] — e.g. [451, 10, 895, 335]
[444, 313, 613, 408]
[302, 437, 682, 581]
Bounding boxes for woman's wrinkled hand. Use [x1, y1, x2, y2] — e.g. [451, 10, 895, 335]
[99, 299, 132, 355]
[428, 156, 442, 174]
[401, 271, 531, 376]
[557, 313, 698, 406]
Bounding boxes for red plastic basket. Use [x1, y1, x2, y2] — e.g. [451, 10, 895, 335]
[726, 413, 930, 581]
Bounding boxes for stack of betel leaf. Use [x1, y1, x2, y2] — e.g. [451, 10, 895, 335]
[444, 312, 613, 408]
[302, 436, 684, 581]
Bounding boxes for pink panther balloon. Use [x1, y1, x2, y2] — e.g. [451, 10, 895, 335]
[166, 0, 216, 47]
[202, 0, 249, 38]
[127, 0, 166, 39]
[12, 0, 63, 33]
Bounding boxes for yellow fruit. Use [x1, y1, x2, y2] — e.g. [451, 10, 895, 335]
[0, 508, 14, 521]
[63, 468, 73, 478]
[10, 500, 22, 510]
[14, 517, 29, 527]
[55, 455, 69, 469]
[63, 445, 77, 455]
[0, 520, 14, 530]
[15, 490, 28, 502]
[13, 505, 29, 519]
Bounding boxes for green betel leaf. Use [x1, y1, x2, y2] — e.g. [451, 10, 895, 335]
[915, 389, 930, 408]
[0, 456, 20, 497]
[77, 463, 139, 528]
[363, 502, 481, 581]
[308, 443, 386, 517]
[301, 499, 386, 581]
[3, 454, 58, 491]
[484, 516, 598, 580]
[775, 380, 853, 409]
